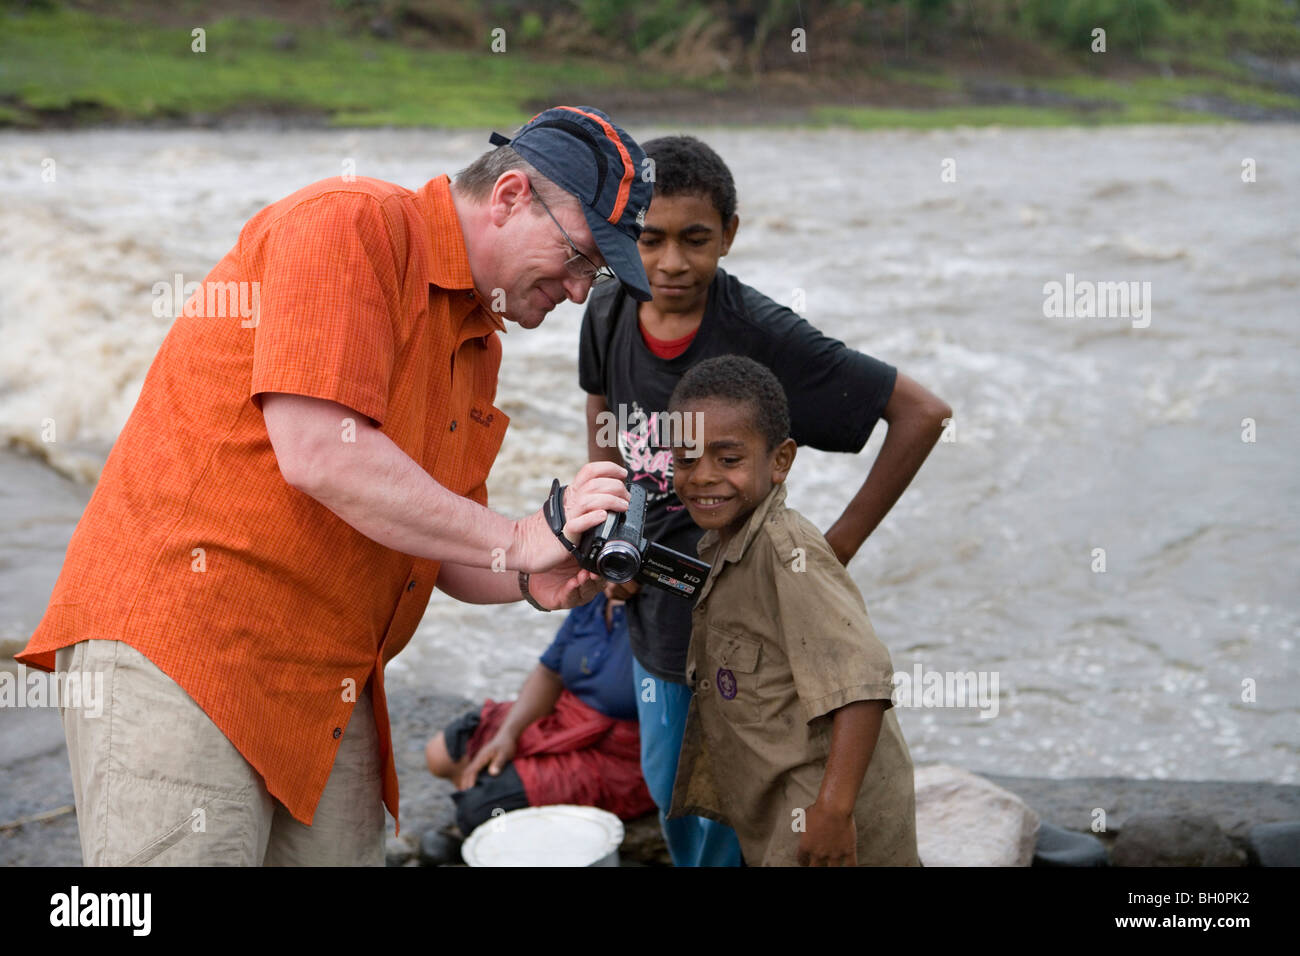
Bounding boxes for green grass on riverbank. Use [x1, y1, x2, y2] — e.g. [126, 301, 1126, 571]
[2, 5, 1298, 130]
[815, 104, 1212, 130]
[830, 66, 1300, 128]
[0, 7, 654, 128]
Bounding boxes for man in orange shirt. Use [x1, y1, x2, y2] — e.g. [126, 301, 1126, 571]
[16, 106, 653, 865]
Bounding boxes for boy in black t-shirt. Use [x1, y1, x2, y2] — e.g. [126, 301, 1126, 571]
[578, 136, 949, 867]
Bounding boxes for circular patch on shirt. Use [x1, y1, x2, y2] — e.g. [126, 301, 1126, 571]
[716, 668, 737, 700]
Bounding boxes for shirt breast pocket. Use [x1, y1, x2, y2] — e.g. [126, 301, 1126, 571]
[701, 627, 762, 727]
[454, 402, 509, 499]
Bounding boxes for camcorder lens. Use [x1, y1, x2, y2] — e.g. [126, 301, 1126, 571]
[596, 542, 640, 583]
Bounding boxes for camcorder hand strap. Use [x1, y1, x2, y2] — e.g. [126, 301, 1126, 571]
[543, 479, 585, 561]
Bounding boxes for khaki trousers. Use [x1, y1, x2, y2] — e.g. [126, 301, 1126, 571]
[55, 639, 385, 866]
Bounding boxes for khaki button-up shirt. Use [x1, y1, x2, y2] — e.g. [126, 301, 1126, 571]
[668, 482, 920, 866]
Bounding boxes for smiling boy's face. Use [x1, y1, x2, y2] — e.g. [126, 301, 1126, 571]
[670, 397, 796, 545]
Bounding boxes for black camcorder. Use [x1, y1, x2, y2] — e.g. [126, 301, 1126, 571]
[543, 479, 709, 600]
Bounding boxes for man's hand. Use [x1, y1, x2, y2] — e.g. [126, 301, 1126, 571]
[456, 730, 518, 791]
[798, 802, 858, 866]
[262, 393, 623, 575]
[526, 565, 604, 611]
[511, 461, 630, 573]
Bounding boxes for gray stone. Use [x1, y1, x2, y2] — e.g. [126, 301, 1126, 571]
[1111, 813, 1246, 867]
[1246, 821, 1300, 867]
[417, 828, 463, 866]
[1033, 821, 1108, 867]
[621, 812, 671, 866]
[0, 693, 82, 866]
[915, 764, 1040, 866]
[385, 834, 415, 867]
[381, 682, 474, 856]
[976, 772, 1300, 845]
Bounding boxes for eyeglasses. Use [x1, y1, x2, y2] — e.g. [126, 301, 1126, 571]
[531, 187, 616, 286]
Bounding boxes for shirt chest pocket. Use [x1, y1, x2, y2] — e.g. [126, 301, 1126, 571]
[699, 627, 762, 727]
[457, 402, 509, 497]
[428, 401, 509, 499]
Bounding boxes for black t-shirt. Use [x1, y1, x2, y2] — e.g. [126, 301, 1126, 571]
[578, 266, 897, 683]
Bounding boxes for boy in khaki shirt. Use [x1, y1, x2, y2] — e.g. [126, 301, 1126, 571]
[665, 356, 920, 866]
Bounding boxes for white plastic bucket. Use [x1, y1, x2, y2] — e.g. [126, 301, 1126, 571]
[460, 805, 625, 867]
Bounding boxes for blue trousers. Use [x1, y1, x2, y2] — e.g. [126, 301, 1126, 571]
[633, 658, 743, 867]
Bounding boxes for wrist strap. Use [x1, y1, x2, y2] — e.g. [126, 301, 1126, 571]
[543, 478, 584, 560]
[517, 571, 551, 612]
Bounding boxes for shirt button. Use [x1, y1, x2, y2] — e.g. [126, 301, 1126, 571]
[449, 420, 458, 432]
[699, 679, 711, 691]
[332, 727, 342, 739]
[407, 580, 416, 592]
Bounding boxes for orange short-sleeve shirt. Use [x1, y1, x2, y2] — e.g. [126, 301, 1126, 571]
[18, 174, 508, 832]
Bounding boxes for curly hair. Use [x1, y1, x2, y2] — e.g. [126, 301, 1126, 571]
[641, 135, 737, 223]
[669, 355, 789, 451]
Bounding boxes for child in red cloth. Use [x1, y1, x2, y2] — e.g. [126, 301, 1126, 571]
[426, 593, 654, 833]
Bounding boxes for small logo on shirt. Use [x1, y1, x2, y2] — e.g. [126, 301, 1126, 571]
[469, 407, 495, 427]
[716, 668, 737, 700]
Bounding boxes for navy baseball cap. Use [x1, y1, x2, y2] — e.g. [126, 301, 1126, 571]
[488, 106, 653, 302]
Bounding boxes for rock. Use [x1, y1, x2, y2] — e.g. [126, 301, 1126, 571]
[271, 33, 298, 52]
[1246, 821, 1300, 867]
[369, 16, 396, 40]
[620, 812, 671, 866]
[1110, 813, 1245, 867]
[380, 682, 474, 862]
[0, 698, 83, 866]
[976, 773, 1300, 845]
[385, 834, 415, 867]
[418, 828, 464, 866]
[914, 764, 1039, 866]
[1033, 821, 1108, 867]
